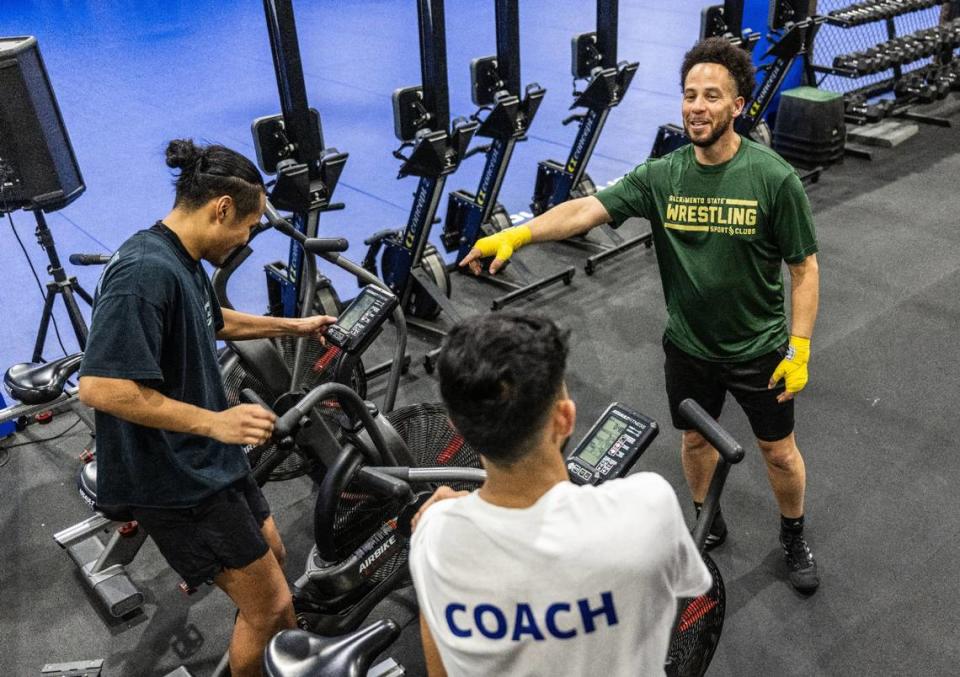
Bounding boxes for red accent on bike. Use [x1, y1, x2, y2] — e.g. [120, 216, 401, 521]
[677, 594, 718, 632]
[436, 435, 464, 465]
[313, 346, 341, 373]
[119, 521, 139, 537]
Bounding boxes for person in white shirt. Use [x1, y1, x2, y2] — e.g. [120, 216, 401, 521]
[408, 312, 712, 677]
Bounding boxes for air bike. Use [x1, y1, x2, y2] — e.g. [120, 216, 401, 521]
[217, 0, 406, 396]
[257, 396, 743, 677]
[51, 0, 411, 621]
[215, 0, 415, 485]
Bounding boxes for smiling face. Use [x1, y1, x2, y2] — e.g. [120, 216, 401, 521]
[682, 62, 745, 148]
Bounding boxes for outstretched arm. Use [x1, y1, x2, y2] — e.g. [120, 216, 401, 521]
[217, 308, 337, 341]
[461, 196, 612, 274]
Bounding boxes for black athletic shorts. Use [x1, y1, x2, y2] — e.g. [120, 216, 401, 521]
[663, 336, 794, 442]
[130, 473, 271, 588]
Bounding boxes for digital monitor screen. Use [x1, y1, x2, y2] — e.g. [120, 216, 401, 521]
[577, 416, 627, 466]
[337, 293, 377, 331]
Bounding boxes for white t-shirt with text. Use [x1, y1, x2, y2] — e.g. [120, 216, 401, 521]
[409, 472, 712, 677]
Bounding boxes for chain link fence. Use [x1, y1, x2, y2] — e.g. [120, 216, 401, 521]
[811, 1, 949, 95]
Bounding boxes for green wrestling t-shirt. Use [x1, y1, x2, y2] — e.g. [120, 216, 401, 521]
[595, 137, 817, 362]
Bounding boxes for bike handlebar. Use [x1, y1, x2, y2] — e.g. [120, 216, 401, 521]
[679, 398, 744, 463]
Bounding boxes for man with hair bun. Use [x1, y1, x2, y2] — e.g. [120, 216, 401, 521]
[78, 139, 335, 677]
[461, 37, 821, 595]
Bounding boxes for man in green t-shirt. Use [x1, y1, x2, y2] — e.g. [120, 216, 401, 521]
[461, 37, 820, 594]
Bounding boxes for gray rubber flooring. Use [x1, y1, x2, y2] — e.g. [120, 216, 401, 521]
[2, 107, 959, 676]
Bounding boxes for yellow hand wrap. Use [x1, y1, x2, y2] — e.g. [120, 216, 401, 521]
[474, 225, 532, 262]
[770, 336, 810, 394]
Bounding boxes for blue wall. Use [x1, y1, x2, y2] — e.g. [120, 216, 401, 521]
[0, 1, 705, 371]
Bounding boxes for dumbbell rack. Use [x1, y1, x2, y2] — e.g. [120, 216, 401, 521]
[810, 0, 960, 132]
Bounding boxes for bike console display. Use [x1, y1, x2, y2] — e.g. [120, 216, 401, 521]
[567, 403, 658, 485]
[324, 285, 398, 355]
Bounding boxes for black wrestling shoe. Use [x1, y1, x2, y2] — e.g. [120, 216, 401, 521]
[780, 531, 820, 594]
[695, 505, 727, 551]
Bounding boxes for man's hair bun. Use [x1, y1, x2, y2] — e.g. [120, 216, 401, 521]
[165, 138, 203, 171]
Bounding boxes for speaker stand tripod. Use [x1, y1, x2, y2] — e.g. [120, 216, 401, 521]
[27, 206, 93, 362]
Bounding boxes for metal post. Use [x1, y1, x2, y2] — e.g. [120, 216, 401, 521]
[417, 0, 450, 132]
[597, 0, 619, 68]
[495, 0, 521, 95]
[30, 209, 89, 361]
[724, 0, 745, 36]
[263, 0, 324, 173]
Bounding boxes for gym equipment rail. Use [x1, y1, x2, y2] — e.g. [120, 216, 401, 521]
[363, 0, 478, 339]
[529, 0, 650, 275]
[441, 0, 575, 310]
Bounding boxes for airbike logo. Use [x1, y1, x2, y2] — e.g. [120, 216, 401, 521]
[359, 533, 398, 575]
[664, 195, 758, 237]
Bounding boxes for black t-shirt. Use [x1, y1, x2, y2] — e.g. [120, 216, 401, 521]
[79, 222, 249, 508]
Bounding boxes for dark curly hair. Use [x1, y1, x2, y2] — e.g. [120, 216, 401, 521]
[165, 139, 264, 217]
[680, 37, 756, 100]
[438, 312, 570, 467]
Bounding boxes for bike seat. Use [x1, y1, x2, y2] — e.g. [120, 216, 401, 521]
[4, 353, 83, 405]
[78, 461, 134, 522]
[263, 619, 401, 677]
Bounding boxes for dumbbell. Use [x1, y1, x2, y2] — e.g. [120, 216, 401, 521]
[872, 99, 895, 119]
[911, 73, 938, 102]
[844, 94, 881, 124]
[923, 69, 950, 99]
[894, 73, 928, 101]
[929, 67, 957, 95]
[884, 42, 909, 66]
[865, 46, 895, 72]
[847, 93, 891, 124]
[944, 25, 960, 49]
[834, 52, 872, 75]
[846, 2, 877, 22]
[948, 64, 960, 90]
[864, 2, 891, 20]
[858, 49, 885, 74]
[893, 75, 914, 100]
[898, 37, 927, 63]
[844, 93, 868, 116]
[851, 5, 876, 21]
[876, 2, 899, 20]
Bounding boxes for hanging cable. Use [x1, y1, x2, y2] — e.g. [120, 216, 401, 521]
[0, 182, 70, 359]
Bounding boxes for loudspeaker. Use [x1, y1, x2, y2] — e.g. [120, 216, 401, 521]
[0, 36, 84, 213]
